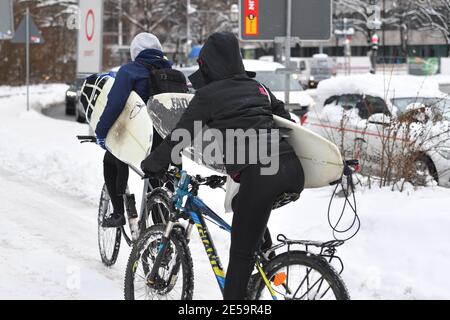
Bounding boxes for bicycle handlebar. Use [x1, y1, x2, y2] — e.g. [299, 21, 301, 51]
[345, 160, 359, 167]
[161, 167, 227, 190]
[195, 175, 227, 189]
[343, 159, 360, 177]
[155, 160, 359, 190]
[76, 135, 96, 143]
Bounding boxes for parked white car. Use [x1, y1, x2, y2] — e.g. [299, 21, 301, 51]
[178, 59, 315, 123]
[306, 74, 450, 187]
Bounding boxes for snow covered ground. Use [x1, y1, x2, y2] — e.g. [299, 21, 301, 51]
[0, 84, 449, 300]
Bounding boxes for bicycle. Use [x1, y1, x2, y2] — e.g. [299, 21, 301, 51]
[124, 161, 359, 300]
[77, 135, 174, 267]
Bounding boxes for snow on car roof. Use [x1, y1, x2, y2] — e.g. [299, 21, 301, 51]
[317, 74, 445, 101]
[176, 66, 198, 73]
[176, 60, 285, 74]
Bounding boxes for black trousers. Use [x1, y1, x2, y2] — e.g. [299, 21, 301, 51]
[103, 151, 129, 214]
[224, 152, 304, 300]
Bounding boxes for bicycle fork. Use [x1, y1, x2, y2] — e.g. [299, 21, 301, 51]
[147, 221, 193, 285]
[147, 221, 176, 285]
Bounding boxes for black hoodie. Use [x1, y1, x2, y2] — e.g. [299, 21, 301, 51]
[141, 32, 295, 175]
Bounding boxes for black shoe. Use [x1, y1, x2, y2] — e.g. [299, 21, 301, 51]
[102, 213, 126, 228]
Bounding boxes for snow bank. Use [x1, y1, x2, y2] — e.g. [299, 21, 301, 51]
[0, 84, 105, 204]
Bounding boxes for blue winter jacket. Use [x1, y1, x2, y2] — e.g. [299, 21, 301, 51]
[95, 49, 173, 139]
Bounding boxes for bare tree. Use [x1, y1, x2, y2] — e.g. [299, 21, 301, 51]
[334, 0, 450, 56]
[0, 0, 78, 85]
[407, 0, 450, 48]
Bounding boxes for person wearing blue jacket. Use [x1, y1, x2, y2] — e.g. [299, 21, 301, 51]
[96, 33, 172, 228]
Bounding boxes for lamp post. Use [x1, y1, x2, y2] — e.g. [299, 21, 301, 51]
[367, 0, 382, 73]
[230, 4, 239, 35]
[26, 7, 30, 112]
[334, 18, 355, 75]
[186, 0, 191, 59]
[230, 4, 239, 22]
[186, 0, 197, 62]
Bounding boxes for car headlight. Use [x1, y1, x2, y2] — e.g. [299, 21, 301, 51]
[66, 91, 77, 98]
[437, 147, 450, 160]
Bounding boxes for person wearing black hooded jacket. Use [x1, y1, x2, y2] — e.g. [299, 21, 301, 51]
[141, 32, 305, 300]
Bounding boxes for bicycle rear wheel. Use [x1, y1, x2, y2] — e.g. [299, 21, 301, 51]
[248, 251, 350, 300]
[98, 184, 121, 266]
[124, 224, 194, 300]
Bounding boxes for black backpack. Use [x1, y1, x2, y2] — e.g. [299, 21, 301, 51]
[137, 60, 188, 96]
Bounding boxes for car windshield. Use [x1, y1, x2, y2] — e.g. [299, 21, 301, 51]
[392, 97, 450, 120]
[253, 71, 303, 92]
[180, 69, 196, 81]
[75, 78, 85, 88]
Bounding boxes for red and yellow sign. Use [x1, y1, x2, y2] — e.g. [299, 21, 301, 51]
[244, 0, 259, 36]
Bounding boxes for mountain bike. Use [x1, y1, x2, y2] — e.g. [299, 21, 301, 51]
[77, 136, 174, 267]
[124, 161, 358, 300]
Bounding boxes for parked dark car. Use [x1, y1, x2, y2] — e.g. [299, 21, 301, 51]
[65, 76, 86, 116]
[76, 67, 121, 123]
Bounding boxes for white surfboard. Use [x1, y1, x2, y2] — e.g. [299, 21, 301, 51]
[148, 93, 344, 188]
[273, 115, 343, 188]
[148, 93, 227, 173]
[81, 74, 153, 174]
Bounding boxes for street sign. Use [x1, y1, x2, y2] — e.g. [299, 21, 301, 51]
[367, 3, 382, 30]
[77, 0, 104, 74]
[11, 14, 44, 44]
[12, 9, 42, 112]
[239, 0, 332, 41]
[0, 0, 13, 40]
[334, 19, 355, 37]
[275, 67, 303, 74]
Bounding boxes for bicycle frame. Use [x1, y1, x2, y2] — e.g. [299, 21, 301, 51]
[186, 195, 230, 293]
[149, 172, 279, 300]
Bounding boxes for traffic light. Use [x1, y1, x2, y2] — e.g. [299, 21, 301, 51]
[371, 34, 379, 51]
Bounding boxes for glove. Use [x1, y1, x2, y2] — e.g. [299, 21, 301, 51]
[141, 156, 168, 180]
[96, 137, 107, 150]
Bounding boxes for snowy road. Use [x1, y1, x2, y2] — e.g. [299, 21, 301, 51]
[0, 168, 125, 299]
[41, 103, 75, 122]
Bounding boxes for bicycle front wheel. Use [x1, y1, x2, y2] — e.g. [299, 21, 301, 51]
[98, 184, 121, 267]
[249, 251, 350, 300]
[146, 187, 174, 226]
[124, 224, 194, 300]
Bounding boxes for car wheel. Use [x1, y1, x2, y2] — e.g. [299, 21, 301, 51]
[65, 101, 75, 116]
[412, 156, 438, 186]
[75, 104, 86, 123]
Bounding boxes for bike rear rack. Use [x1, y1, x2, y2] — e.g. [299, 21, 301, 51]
[270, 234, 346, 275]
